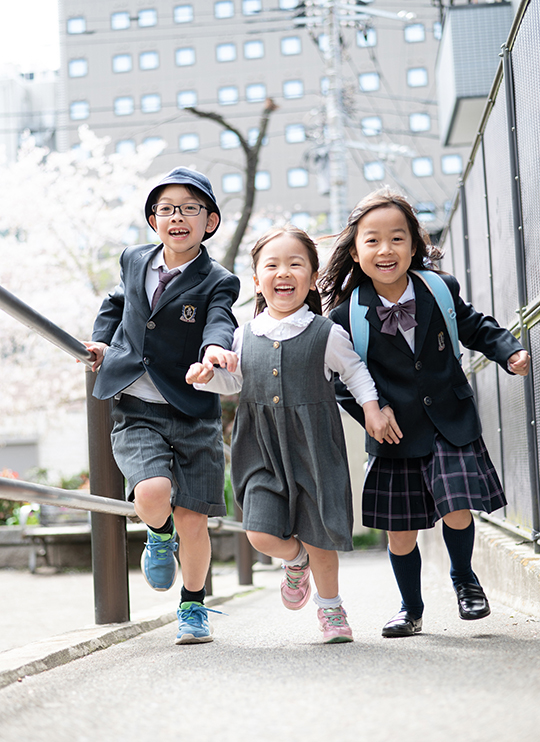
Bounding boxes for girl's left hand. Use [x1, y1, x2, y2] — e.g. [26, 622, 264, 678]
[508, 350, 531, 376]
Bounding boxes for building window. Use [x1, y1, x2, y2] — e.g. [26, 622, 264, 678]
[433, 22, 442, 41]
[364, 162, 384, 181]
[174, 5, 193, 23]
[143, 136, 166, 151]
[244, 40, 264, 59]
[216, 43, 236, 62]
[111, 12, 130, 30]
[357, 28, 377, 48]
[70, 101, 89, 120]
[361, 116, 382, 136]
[283, 80, 304, 99]
[112, 54, 132, 73]
[415, 202, 436, 222]
[320, 77, 329, 96]
[114, 96, 134, 116]
[281, 37, 301, 55]
[285, 124, 305, 143]
[318, 34, 329, 53]
[412, 157, 433, 177]
[215, 1, 234, 18]
[359, 72, 380, 92]
[409, 113, 431, 132]
[291, 212, 310, 229]
[222, 173, 243, 193]
[68, 59, 88, 78]
[141, 94, 161, 113]
[243, 1, 262, 15]
[404, 24, 425, 43]
[246, 83, 266, 103]
[139, 9, 157, 27]
[67, 17, 86, 34]
[139, 51, 159, 70]
[176, 48, 195, 66]
[255, 172, 271, 190]
[279, 0, 299, 8]
[248, 128, 267, 146]
[179, 133, 199, 152]
[218, 86, 239, 105]
[407, 68, 428, 87]
[441, 154, 463, 175]
[220, 130, 240, 149]
[288, 168, 308, 188]
[177, 90, 197, 108]
[116, 139, 136, 155]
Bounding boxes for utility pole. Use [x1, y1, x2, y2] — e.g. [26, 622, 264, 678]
[294, 1, 415, 233]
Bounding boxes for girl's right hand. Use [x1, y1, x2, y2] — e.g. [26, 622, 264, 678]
[186, 362, 215, 385]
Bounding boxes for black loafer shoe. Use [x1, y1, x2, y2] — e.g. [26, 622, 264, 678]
[455, 582, 491, 620]
[382, 610, 423, 638]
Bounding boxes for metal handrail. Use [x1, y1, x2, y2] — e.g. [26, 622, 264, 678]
[0, 285, 95, 368]
[0, 477, 245, 532]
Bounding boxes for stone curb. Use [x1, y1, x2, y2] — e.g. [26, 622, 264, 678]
[0, 589, 258, 690]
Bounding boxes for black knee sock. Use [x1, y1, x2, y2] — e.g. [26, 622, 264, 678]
[181, 586, 206, 605]
[388, 544, 424, 619]
[148, 514, 174, 535]
[442, 518, 478, 587]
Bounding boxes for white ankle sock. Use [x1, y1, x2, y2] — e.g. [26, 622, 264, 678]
[313, 592, 342, 609]
[283, 540, 308, 567]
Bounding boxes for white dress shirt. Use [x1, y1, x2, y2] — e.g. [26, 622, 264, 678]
[378, 275, 416, 352]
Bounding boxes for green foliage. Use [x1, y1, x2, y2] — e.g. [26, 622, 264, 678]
[352, 529, 386, 550]
[223, 465, 235, 517]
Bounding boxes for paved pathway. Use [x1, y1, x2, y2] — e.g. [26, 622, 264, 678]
[0, 551, 539, 742]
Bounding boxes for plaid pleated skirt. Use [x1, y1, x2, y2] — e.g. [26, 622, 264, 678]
[362, 434, 506, 531]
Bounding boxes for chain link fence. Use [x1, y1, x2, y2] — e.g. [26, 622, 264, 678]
[441, 0, 540, 544]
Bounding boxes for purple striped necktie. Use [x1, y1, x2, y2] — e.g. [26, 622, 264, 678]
[151, 266, 180, 310]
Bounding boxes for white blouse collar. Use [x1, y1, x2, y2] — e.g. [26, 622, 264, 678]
[251, 304, 314, 337]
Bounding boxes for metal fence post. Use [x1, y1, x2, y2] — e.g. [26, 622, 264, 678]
[85, 370, 130, 622]
[234, 503, 253, 585]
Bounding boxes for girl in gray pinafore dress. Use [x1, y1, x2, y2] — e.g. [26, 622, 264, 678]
[187, 226, 397, 643]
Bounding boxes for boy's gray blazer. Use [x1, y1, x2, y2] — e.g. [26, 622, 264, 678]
[329, 272, 524, 459]
[92, 243, 240, 418]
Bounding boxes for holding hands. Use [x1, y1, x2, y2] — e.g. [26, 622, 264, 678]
[362, 401, 403, 445]
[186, 345, 238, 385]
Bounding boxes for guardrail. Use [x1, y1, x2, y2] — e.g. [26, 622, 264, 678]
[0, 285, 255, 624]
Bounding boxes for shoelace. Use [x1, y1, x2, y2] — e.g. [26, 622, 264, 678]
[283, 565, 308, 590]
[321, 607, 347, 626]
[178, 604, 227, 623]
[146, 537, 178, 561]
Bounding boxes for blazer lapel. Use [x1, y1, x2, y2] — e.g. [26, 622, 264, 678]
[410, 273, 434, 358]
[135, 244, 161, 312]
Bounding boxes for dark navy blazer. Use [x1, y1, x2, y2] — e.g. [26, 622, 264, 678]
[92, 243, 240, 418]
[329, 272, 523, 459]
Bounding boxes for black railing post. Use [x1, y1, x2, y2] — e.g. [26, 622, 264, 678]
[234, 503, 253, 585]
[85, 370, 130, 623]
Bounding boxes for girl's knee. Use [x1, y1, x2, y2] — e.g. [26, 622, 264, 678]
[443, 510, 472, 529]
[246, 531, 275, 552]
[387, 530, 418, 555]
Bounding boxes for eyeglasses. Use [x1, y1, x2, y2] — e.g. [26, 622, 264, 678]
[152, 203, 208, 217]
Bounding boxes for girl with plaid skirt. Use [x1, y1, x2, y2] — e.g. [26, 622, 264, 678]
[320, 187, 530, 638]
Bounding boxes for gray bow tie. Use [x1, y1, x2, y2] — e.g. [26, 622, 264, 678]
[376, 299, 417, 335]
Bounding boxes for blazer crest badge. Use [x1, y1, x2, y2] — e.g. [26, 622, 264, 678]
[180, 305, 197, 323]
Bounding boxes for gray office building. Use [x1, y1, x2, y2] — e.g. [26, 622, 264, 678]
[57, 0, 471, 234]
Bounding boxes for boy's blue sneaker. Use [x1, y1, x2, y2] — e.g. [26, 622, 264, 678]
[140, 528, 178, 591]
[175, 602, 215, 644]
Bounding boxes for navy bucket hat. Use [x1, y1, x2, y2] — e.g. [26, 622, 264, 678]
[145, 167, 221, 240]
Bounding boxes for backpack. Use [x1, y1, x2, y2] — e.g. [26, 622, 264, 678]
[349, 270, 461, 365]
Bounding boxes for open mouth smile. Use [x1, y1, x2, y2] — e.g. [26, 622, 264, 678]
[376, 261, 397, 272]
[274, 284, 295, 295]
[169, 228, 189, 237]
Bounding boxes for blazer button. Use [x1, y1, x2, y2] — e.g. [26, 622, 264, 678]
[273, 341, 280, 349]
[146, 320, 156, 330]
[144, 357, 150, 365]
[272, 368, 278, 376]
[273, 395, 280, 404]
[415, 361, 422, 371]
[423, 396, 432, 406]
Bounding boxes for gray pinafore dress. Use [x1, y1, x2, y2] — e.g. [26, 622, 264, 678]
[231, 315, 354, 551]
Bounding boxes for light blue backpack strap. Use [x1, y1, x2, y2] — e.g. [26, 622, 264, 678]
[349, 286, 370, 363]
[410, 270, 461, 363]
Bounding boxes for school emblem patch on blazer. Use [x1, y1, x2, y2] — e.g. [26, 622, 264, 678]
[180, 304, 197, 323]
[438, 331, 445, 351]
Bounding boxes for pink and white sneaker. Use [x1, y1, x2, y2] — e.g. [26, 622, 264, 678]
[281, 561, 311, 610]
[317, 605, 354, 643]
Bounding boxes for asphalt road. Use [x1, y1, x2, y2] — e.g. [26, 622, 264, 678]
[1, 550, 539, 742]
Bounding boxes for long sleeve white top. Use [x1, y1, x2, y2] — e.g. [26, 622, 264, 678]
[195, 305, 378, 407]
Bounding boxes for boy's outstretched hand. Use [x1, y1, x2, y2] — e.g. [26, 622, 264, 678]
[186, 345, 238, 385]
[508, 350, 530, 376]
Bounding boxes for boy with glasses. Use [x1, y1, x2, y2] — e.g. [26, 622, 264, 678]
[85, 168, 240, 644]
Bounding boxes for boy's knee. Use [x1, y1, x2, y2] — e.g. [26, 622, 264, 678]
[174, 507, 208, 539]
[133, 477, 172, 507]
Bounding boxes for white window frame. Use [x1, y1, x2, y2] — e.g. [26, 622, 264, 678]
[244, 40, 264, 59]
[179, 133, 200, 152]
[409, 113, 431, 132]
[114, 96, 135, 116]
[243, 0, 262, 15]
[281, 36, 302, 56]
[174, 5, 194, 23]
[177, 90, 198, 108]
[407, 68, 428, 88]
[285, 124, 306, 143]
[283, 80, 304, 99]
[361, 116, 382, 136]
[412, 157, 433, 177]
[359, 72, 380, 92]
[222, 173, 243, 193]
[357, 28, 377, 48]
[220, 131, 241, 149]
[111, 12, 130, 30]
[112, 54, 132, 73]
[246, 83, 267, 103]
[218, 86, 239, 105]
[138, 9, 157, 27]
[287, 168, 308, 188]
[176, 48, 196, 67]
[216, 43, 237, 62]
[404, 24, 425, 43]
[255, 171, 271, 191]
[70, 101, 90, 120]
[67, 17, 86, 34]
[441, 154, 463, 175]
[364, 161, 385, 182]
[141, 94, 161, 114]
[68, 59, 88, 78]
[215, 1, 234, 18]
[139, 51, 159, 70]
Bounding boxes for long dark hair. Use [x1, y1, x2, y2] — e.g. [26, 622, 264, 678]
[251, 225, 322, 316]
[319, 187, 443, 310]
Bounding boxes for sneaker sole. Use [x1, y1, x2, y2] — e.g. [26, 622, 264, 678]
[140, 548, 178, 592]
[323, 635, 354, 644]
[175, 632, 214, 645]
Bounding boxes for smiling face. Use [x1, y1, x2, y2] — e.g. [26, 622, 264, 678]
[253, 234, 318, 320]
[148, 184, 219, 268]
[351, 205, 416, 302]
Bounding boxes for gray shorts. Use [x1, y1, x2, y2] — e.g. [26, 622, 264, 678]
[110, 394, 226, 516]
